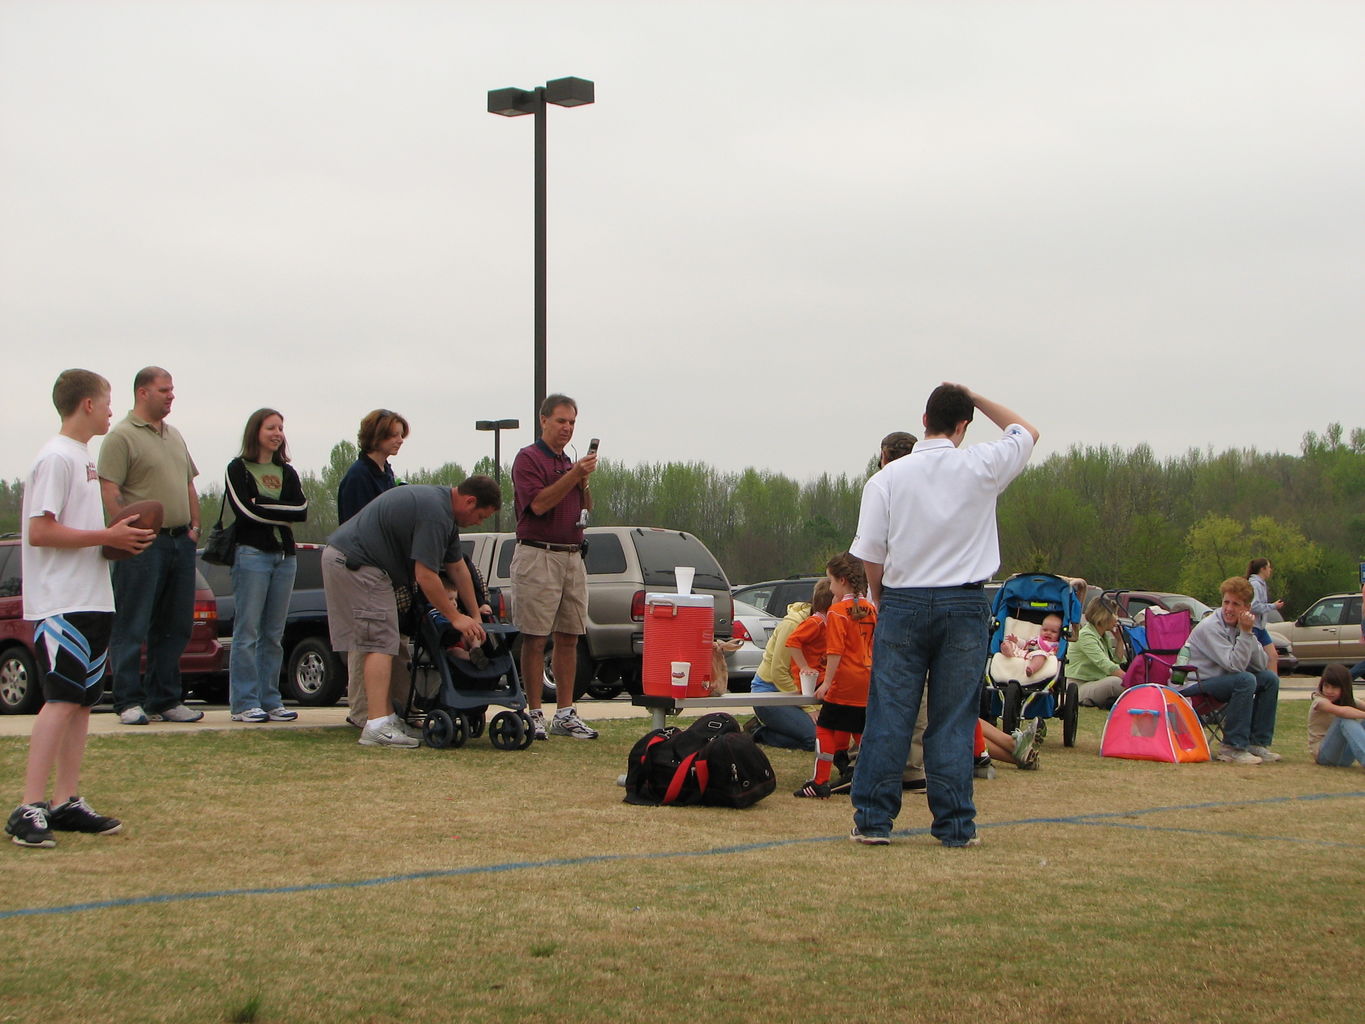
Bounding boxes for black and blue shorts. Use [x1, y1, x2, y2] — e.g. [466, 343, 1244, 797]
[34, 612, 113, 707]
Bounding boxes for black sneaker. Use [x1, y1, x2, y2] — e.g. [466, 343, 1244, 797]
[793, 779, 831, 799]
[48, 795, 123, 835]
[6, 802, 56, 848]
[902, 778, 927, 794]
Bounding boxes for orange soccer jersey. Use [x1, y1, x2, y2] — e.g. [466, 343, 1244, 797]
[785, 612, 827, 680]
[822, 596, 877, 707]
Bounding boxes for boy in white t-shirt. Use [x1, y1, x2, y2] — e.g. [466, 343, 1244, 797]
[5, 370, 154, 848]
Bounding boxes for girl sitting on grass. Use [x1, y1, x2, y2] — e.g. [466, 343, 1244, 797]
[1308, 664, 1365, 767]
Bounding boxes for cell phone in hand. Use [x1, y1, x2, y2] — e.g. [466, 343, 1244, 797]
[587, 438, 599, 456]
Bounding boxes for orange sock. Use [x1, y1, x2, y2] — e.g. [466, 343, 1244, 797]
[814, 727, 852, 785]
[974, 720, 987, 758]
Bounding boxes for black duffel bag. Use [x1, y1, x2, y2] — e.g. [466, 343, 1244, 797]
[623, 712, 775, 809]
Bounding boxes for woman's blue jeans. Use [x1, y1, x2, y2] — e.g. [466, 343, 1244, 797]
[750, 674, 816, 751]
[230, 545, 296, 713]
[850, 586, 990, 846]
[1317, 717, 1365, 766]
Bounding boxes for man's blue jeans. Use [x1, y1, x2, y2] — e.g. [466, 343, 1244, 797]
[229, 545, 296, 714]
[1182, 669, 1278, 750]
[750, 674, 816, 751]
[851, 586, 990, 846]
[109, 532, 197, 715]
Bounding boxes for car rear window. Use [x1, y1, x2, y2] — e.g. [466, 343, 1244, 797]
[629, 530, 726, 589]
[584, 534, 627, 575]
[294, 548, 326, 590]
[0, 546, 18, 598]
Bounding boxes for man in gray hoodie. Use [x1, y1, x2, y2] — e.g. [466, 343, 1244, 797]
[1182, 576, 1280, 765]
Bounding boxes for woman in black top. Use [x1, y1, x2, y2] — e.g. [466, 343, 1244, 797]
[225, 408, 308, 722]
[336, 409, 409, 524]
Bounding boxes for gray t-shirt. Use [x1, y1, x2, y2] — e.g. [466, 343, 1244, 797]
[327, 485, 460, 587]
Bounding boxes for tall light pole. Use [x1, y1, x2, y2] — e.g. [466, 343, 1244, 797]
[475, 418, 519, 531]
[487, 76, 595, 428]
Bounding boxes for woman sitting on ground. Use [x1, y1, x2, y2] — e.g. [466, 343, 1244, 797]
[1066, 597, 1126, 709]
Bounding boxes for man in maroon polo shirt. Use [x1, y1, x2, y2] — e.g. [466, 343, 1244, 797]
[511, 393, 599, 740]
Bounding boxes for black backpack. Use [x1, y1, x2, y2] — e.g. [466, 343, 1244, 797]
[623, 712, 776, 809]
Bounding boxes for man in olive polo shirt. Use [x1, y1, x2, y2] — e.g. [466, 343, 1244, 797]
[97, 366, 204, 725]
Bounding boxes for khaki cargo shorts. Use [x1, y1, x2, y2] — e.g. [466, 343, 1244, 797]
[511, 543, 588, 637]
[320, 545, 401, 655]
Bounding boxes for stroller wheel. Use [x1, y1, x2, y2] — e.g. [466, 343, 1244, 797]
[423, 709, 468, 750]
[1002, 680, 1024, 735]
[489, 710, 531, 751]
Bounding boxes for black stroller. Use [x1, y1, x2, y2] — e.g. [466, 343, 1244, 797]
[401, 562, 532, 751]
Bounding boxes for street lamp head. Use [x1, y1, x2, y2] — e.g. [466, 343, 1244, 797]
[545, 77, 595, 108]
[476, 419, 520, 431]
[487, 87, 536, 116]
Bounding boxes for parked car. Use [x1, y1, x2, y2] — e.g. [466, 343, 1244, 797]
[725, 599, 780, 692]
[195, 543, 348, 707]
[731, 576, 822, 617]
[1262, 592, 1362, 673]
[1113, 589, 1299, 675]
[0, 537, 225, 714]
[465, 526, 734, 700]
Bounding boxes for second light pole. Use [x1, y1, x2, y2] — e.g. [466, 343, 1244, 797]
[487, 76, 595, 428]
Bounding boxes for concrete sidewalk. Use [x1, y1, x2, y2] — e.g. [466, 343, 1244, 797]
[0, 677, 1321, 739]
[0, 696, 657, 739]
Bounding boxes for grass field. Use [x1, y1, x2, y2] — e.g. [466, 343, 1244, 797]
[2, 702, 1362, 1024]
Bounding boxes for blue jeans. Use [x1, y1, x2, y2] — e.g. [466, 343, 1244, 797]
[1350, 659, 1365, 681]
[109, 532, 197, 715]
[1316, 717, 1365, 766]
[850, 586, 990, 846]
[230, 545, 296, 713]
[750, 674, 816, 751]
[1181, 669, 1278, 750]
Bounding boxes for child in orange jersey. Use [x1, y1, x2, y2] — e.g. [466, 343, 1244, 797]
[795, 553, 876, 799]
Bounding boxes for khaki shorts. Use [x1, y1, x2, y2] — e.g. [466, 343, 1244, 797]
[511, 543, 588, 637]
[321, 545, 401, 656]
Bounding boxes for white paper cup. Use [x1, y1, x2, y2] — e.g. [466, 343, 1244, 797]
[799, 669, 818, 697]
[670, 661, 690, 699]
[675, 566, 695, 595]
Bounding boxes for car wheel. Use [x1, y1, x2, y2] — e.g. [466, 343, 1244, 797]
[283, 636, 346, 706]
[0, 647, 43, 715]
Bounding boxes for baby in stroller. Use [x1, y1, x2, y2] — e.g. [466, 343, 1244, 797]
[994, 613, 1062, 682]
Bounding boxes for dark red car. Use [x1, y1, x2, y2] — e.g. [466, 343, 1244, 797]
[0, 538, 225, 714]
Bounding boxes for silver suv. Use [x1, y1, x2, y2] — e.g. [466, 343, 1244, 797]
[464, 526, 733, 700]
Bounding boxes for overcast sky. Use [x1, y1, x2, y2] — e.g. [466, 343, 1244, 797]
[2, 0, 1361, 490]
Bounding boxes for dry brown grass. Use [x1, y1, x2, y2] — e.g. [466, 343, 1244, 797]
[2, 702, 1362, 1023]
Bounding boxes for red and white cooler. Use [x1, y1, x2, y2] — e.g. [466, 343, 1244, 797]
[641, 592, 714, 698]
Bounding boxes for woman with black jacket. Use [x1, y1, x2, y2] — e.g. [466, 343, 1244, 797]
[224, 408, 308, 723]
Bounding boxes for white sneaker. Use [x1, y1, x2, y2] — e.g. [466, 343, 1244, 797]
[231, 708, 269, 723]
[549, 707, 598, 739]
[149, 704, 205, 723]
[119, 706, 149, 725]
[1216, 745, 1263, 765]
[528, 708, 548, 741]
[358, 718, 420, 748]
[1246, 745, 1282, 763]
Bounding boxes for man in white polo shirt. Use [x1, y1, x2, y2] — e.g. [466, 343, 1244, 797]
[848, 383, 1038, 847]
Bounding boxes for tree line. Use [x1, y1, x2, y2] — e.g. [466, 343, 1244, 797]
[2, 425, 1360, 615]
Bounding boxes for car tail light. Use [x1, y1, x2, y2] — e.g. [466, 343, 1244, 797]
[732, 619, 752, 643]
[194, 598, 217, 624]
[631, 591, 646, 622]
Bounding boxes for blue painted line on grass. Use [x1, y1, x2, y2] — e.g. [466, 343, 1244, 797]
[3, 790, 1361, 920]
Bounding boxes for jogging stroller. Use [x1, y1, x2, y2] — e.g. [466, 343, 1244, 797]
[980, 573, 1084, 746]
[402, 572, 533, 750]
